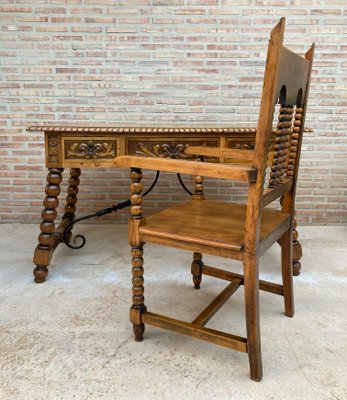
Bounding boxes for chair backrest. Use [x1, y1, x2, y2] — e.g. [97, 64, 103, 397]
[244, 17, 314, 249]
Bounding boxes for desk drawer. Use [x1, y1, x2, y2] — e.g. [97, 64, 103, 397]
[63, 137, 117, 159]
[126, 138, 219, 160]
[61, 136, 118, 168]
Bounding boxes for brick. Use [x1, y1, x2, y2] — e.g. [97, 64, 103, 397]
[34, 7, 66, 13]
[0, 7, 32, 13]
[71, 8, 102, 14]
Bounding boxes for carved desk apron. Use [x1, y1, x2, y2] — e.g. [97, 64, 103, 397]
[27, 125, 306, 283]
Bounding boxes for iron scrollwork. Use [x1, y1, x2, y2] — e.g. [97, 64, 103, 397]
[63, 170, 160, 249]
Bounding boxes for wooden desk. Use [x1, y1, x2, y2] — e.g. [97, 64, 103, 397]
[27, 125, 304, 282]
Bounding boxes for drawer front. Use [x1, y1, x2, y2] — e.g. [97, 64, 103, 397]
[126, 138, 219, 160]
[63, 137, 117, 160]
[61, 136, 118, 167]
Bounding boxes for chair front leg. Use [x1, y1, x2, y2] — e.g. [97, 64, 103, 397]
[129, 168, 146, 341]
[130, 244, 146, 341]
[191, 252, 203, 290]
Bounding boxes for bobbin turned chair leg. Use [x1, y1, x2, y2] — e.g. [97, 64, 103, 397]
[129, 168, 147, 342]
[292, 218, 302, 276]
[191, 173, 205, 289]
[191, 252, 203, 290]
[130, 245, 146, 341]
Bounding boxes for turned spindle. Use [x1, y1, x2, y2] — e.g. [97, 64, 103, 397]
[192, 175, 205, 200]
[269, 105, 294, 188]
[286, 107, 303, 179]
[192, 156, 205, 200]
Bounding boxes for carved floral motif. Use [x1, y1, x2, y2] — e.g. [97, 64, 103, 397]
[66, 140, 115, 159]
[132, 141, 217, 159]
[135, 142, 191, 159]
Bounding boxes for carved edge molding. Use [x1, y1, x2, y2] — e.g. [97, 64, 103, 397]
[28, 126, 258, 134]
[27, 126, 313, 134]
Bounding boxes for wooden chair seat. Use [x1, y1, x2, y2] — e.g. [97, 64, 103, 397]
[140, 200, 290, 258]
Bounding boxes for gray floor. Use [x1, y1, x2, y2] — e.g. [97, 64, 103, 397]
[0, 224, 346, 400]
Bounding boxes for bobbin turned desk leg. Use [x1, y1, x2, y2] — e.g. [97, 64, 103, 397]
[33, 168, 63, 283]
[55, 168, 81, 243]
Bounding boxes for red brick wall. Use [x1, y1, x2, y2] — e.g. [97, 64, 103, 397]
[1, 1, 346, 224]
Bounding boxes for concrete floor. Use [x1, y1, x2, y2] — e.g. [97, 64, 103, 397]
[0, 224, 346, 400]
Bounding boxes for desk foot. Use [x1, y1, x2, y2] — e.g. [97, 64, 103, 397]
[33, 244, 54, 282]
[33, 265, 49, 283]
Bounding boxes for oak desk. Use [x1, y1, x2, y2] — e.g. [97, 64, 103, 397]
[27, 125, 305, 283]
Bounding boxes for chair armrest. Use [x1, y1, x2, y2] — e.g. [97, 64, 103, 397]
[114, 155, 258, 183]
[262, 179, 294, 207]
[185, 146, 254, 161]
[185, 146, 274, 166]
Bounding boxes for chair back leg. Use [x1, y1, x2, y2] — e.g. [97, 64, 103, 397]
[281, 228, 295, 317]
[191, 252, 203, 290]
[243, 254, 263, 381]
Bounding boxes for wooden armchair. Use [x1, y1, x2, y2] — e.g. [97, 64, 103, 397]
[113, 18, 314, 381]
